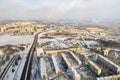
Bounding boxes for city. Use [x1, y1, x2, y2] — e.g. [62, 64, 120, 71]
[0, 0, 120, 80]
[0, 21, 120, 80]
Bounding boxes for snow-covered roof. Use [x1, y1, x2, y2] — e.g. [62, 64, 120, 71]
[0, 50, 4, 56]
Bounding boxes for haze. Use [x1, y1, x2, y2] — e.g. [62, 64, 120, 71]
[0, 0, 120, 20]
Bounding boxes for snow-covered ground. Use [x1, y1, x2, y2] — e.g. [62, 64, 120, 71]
[0, 34, 34, 78]
[39, 38, 69, 50]
[14, 55, 26, 80]
[0, 35, 34, 46]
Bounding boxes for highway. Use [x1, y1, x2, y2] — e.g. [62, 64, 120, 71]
[20, 33, 39, 80]
[20, 29, 54, 80]
[0, 32, 42, 80]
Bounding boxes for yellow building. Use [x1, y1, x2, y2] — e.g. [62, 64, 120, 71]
[5, 26, 34, 33]
[37, 48, 44, 56]
[37, 26, 44, 32]
[86, 28, 104, 33]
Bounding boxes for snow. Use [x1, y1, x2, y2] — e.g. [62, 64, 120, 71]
[85, 41, 98, 45]
[13, 55, 26, 80]
[0, 34, 34, 78]
[39, 38, 69, 49]
[0, 55, 13, 75]
[0, 35, 34, 46]
[3, 55, 26, 80]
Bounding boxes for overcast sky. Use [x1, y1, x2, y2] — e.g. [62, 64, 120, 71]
[0, 0, 120, 20]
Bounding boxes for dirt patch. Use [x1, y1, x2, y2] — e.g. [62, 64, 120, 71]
[0, 44, 25, 55]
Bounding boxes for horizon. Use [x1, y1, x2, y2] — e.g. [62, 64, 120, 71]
[0, 0, 120, 21]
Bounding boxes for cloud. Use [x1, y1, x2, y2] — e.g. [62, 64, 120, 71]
[0, 0, 120, 20]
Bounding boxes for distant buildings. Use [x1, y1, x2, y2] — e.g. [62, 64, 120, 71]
[86, 28, 104, 33]
[86, 28, 106, 36]
[0, 22, 46, 35]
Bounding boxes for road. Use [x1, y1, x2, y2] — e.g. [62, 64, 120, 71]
[20, 30, 53, 80]
[20, 33, 39, 80]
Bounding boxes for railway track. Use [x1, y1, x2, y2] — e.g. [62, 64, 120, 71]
[0, 55, 17, 80]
